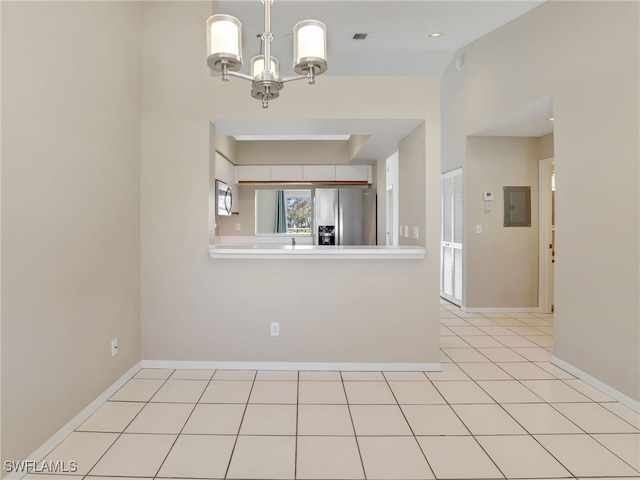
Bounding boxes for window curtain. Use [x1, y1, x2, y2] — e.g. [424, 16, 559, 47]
[275, 190, 288, 233]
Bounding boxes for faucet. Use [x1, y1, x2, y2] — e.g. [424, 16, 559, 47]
[291, 237, 296, 247]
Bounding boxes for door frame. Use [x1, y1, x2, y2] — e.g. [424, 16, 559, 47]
[538, 157, 554, 313]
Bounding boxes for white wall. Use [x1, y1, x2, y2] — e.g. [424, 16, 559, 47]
[538, 133, 554, 160]
[139, 1, 441, 365]
[441, 2, 639, 401]
[398, 125, 427, 247]
[1, 1, 142, 464]
[465, 137, 539, 308]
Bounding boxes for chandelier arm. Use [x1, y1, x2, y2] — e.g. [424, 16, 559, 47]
[281, 75, 309, 83]
[227, 71, 254, 81]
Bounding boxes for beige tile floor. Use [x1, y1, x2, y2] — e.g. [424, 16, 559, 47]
[31, 300, 640, 480]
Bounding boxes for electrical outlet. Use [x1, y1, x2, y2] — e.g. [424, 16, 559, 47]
[270, 322, 280, 337]
[235, 223, 241, 231]
[111, 338, 119, 357]
[412, 226, 419, 240]
[476, 224, 483, 234]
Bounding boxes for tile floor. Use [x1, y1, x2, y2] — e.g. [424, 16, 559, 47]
[30, 300, 640, 479]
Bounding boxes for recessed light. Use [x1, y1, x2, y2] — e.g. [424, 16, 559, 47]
[546, 117, 555, 122]
[429, 32, 444, 38]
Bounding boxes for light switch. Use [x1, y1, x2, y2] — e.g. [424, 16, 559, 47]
[412, 226, 419, 240]
[476, 224, 482, 234]
[404, 225, 409, 238]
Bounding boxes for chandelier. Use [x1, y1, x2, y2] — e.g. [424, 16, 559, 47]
[206, 0, 328, 108]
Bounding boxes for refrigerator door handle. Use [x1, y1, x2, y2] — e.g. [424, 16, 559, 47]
[338, 202, 344, 245]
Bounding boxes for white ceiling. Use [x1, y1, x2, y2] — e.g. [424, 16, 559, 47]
[471, 95, 554, 137]
[215, 0, 544, 77]
[213, 1, 550, 162]
[216, 118, 423, 162]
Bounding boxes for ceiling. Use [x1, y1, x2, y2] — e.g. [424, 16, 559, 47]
[213, 1, 550, 162]
[472, 95, 554, 137]
[216, 118, 424, 163]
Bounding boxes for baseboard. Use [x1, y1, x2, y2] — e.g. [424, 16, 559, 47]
[551, 356, 640, 413]
[141, 359, 442, 372]
[462, 306, 539, 313]
[4, 361, 142, 480]
[440, 293, 462, 307]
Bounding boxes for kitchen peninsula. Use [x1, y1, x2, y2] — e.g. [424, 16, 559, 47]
[209, 243, 426, 259]
[204, 239, 438, 372]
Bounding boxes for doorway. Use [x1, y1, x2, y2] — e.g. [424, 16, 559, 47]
[539, 158, 555, 313]
[441, 168, 463, 305]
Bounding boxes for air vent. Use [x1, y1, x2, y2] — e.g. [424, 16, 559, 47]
[352, 33, 368, 41]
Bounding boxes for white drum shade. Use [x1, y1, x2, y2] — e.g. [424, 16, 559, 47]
[293, 20, 327, 74]
[251, 55, 280, 78]
[206, 14, 243, 71]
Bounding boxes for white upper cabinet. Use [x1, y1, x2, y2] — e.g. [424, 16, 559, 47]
[237, 165, 271, 182]
[270, 165, 304, 182]
[335, 164, 371, 182]
[302, 165, 336, 182]
[237, 164, 371, 183]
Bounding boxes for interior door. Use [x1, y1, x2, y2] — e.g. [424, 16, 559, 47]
[441, 169, 463, 305]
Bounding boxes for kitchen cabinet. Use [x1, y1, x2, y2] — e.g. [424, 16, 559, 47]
[237, 164, 371, 184]
[335, 165, 371, 182]
[303, 165, 336, 182]
[237, 165, 271, 182]
[271, 165, 304, 182]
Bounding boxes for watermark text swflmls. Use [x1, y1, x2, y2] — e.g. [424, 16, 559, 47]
[4, 460, 78, 474]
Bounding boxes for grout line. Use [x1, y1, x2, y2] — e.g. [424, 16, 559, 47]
[382, 370, 438, 479]
[587, 433, 640, 473]
[79, 370, 175, 477]
[222, 370, 256, 480]
[597, 402, 640, 430]
[151, 370, 215, 478]
[340, 371, 368, 479]
[428, 369, 509, 479]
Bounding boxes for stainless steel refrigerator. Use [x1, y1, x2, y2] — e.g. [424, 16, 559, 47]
[314, 188, 377, 245]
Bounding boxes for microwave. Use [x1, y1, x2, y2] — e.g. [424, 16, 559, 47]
[215, 179, 233, 216]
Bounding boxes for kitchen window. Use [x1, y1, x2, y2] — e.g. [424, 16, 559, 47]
[255, 189, 312, 235]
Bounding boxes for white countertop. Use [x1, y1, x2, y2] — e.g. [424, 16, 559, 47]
[208, 244, 426, 260]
